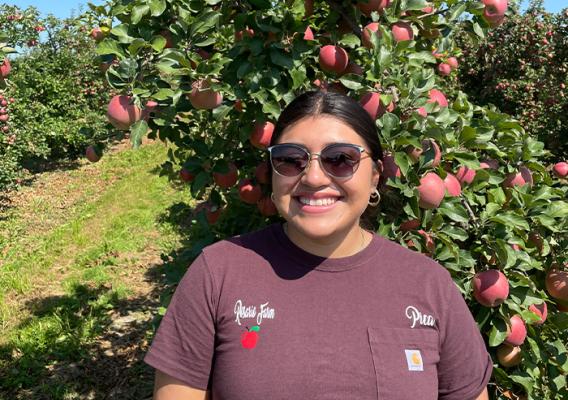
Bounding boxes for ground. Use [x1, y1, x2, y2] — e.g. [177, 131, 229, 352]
[0, 136, 194, 399]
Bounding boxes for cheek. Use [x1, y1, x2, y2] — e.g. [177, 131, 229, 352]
[271, 175, 297, 198]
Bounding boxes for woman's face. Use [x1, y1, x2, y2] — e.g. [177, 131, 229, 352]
[271, 115, 381, 242]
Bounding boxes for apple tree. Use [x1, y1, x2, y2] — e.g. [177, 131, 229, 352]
[453, 1, 568, 159]
[91, 0, 568, 398]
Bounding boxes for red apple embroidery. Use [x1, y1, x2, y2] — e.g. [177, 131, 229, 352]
[241, 325, 260, 349]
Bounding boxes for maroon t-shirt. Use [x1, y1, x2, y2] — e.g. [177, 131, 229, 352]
[145, 223, 492, 399]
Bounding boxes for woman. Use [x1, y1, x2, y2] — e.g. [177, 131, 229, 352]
[145, 91, 492, 399]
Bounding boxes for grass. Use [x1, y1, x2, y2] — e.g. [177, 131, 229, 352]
[0, 140, 194, 399]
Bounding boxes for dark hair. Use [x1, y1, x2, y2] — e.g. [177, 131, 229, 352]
[270, 91, 384, 163]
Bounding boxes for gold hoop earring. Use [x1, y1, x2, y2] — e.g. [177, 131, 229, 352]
[368, 189, 381, 207]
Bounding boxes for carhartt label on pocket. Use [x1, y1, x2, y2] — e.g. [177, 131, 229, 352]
[404, 349, 423, 371]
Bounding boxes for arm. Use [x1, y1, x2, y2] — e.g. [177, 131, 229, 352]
[475, 387, 489, 400]
[154, 369, 211, 400]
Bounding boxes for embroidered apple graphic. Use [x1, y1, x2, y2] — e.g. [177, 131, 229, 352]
[241, 325, 260, 349]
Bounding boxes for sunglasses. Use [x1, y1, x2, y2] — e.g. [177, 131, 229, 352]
[267, 143, 371, 179]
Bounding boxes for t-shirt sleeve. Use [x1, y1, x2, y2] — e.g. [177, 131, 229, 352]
[144, 251, 217, 390]
[438, 272, 493, 400]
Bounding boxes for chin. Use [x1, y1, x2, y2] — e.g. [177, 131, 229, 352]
[288, 217, 352, 241]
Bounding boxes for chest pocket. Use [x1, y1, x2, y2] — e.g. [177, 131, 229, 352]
[368, 327, 440, 400]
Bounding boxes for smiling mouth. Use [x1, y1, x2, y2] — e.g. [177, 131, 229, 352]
[295, 196, 342, 206]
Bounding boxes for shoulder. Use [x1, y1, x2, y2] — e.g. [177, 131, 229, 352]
[202, 223, 278, 258]
[372, 234, 453, 286]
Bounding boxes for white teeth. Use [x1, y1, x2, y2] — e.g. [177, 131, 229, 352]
[298, 197, 337, 206]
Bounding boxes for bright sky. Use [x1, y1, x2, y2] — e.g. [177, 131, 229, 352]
[6, 0, 567, 19]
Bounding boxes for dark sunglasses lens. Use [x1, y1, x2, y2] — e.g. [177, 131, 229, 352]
[321, 145, 361, 177]
[271, 146, 308, 176]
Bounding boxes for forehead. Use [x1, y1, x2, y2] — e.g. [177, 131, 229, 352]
[277, 115, 366, 148]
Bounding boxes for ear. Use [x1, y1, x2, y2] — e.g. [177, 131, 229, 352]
[371, 160, 382, 189]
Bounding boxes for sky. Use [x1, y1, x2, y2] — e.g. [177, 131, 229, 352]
[5, 0, 567, 19]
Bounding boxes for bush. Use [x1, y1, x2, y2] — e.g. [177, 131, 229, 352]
[93, 1, 567, 398]
[454, 1, 568, 159]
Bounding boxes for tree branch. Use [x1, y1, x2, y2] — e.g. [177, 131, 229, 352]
[323, 0, 362, 37]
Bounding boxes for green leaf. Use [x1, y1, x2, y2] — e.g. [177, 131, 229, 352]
[403, 0, 428, 11]
[149, 0, 167, 16]
[408, 51, 437, 64]
[132, 4, 150, 24]
[338, 34, 361, 48]
[130, 120, 148, 149]
[488, 318, 508, 347]
[490, 213, 530, 231]
[437, 202, 469, 224]
[472, 22, 485, 39]
[270, 49, 294, 69]
[96, 39, 125, 58]
[290, 68, 307, 90]
[446, 3, 467, 22]
[150, 36, 166, 52]
[339, 75, 363, 90]
[153, 88, 175, 100]
[249, 325, 261, 331]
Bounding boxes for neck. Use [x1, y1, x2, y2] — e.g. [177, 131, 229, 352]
[283, 222, 370, 258]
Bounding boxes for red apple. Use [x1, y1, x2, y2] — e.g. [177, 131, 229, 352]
[407, 139, 441, 167]
[90, 27, 106, 42]
[257, 196, 278, 216]
[480, 159, 499, 170]
[391, 22, 414, 42]
[482, 0, 508, 28]
[428, 89, 449, 107]
[238, 179, 263, 204]
[528, 302, 547, 325]
[362, 22, 381, 49]
[179, 168, 195, 182]
[456, 166, 476, 186]
[446, 57, 459, 70]
[472, 269, 509, 307]
[250, 121, 275, 149]
[400, 219, 420, 232]
[437, 63, 452, 76]
[106, 95, 142, 130]
[0, 58, 11, 79]
[503, 166, 533, 188]
[417, 229, 435, 253]
[213, 162, 238, 188]
[417, 107, 428, 117]
[189, 79, 223, 110]
[255, 161, 271, 184]
[545, 269, 568, 301]
[496, 344, 522, 367]
[422, 5, 434, 13]
[359, 92, 395, 120]
[235, 27, 255, 41]
[195, 202, 222, 224]
[553, 162, 568, 178]
[505, 315, 527, 346]
[444, 173, 462, 197]
[417, 172, 445, 209]
[344, 62, 364, 75]
[85, 145, 101, 163]
[304, 26, 315, 41]
[160, 30, 174, 48]
[382, 152, 401, 180]
[241, 328, 259, 349]
[142, 100, 159, 120]
[0, 114, 8, 122]
[357, 0, 391, 16]
[319, 45, 349, 75]
[234, 99, 244, 112]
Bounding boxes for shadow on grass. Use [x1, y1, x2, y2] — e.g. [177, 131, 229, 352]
[0, 261, 167, 400]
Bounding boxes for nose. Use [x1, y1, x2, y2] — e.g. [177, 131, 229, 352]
[300, 154, 332, 186]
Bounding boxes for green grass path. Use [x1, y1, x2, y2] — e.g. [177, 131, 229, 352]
[0, 140, 192, 399]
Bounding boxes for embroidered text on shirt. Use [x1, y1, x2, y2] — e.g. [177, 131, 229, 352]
[405, 305, 435, 328]
[234, 299, 275, 326]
